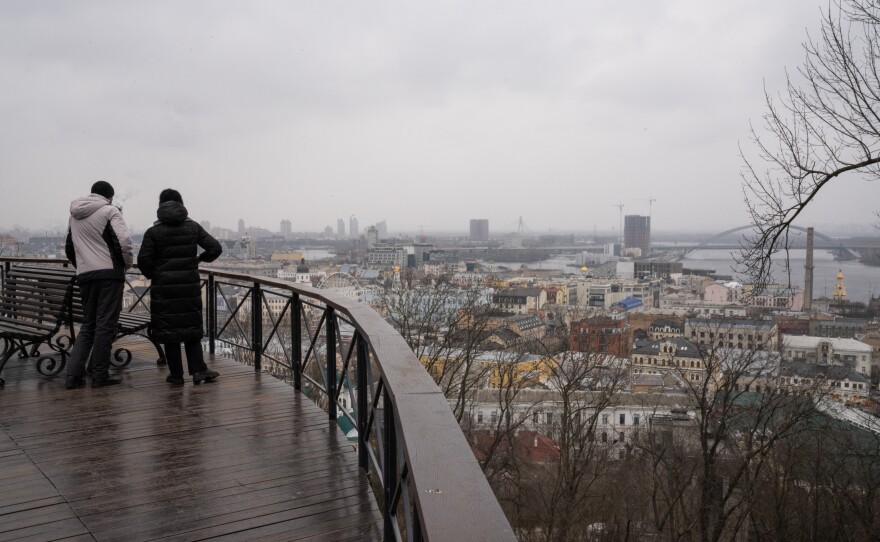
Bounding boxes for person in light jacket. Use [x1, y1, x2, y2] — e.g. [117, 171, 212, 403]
[65, 180, 133, 389]
[137, 189, 222, 385]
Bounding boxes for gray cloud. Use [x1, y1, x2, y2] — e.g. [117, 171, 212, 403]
[1, 0, 876, 236]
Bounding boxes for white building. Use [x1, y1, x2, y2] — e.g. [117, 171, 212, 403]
[782, 335, 874, 376]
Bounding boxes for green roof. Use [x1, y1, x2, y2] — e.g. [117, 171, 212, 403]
[336, 414, 359, 441]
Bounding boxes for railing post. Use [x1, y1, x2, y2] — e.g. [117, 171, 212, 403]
[292, 293, 302, 391]
[207, 273, 215, 355]
[383, 390, 397, 541]
[252, 282, 262, 373]
[326, 307, 337, 421]
[356, 332, 369, 471]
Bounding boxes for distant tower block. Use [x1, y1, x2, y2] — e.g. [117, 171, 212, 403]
[624, 215, 651, 254]
[469, 219, 489, 242]
[804, 227, 814, 311]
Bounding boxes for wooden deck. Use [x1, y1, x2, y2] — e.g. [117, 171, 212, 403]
[0, 340, 382, 542]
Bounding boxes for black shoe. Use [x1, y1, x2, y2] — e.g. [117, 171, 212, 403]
[91, 377, 122, 388]
[166, 375, 185, 386]
[65, 376, 85, 389]
[193, 370, 219, 384]
[157, 358, 167, 366]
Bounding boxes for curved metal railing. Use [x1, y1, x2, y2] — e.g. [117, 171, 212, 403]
[0, 258, 515, 542]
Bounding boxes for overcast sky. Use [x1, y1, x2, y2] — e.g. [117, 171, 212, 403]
[1, 1, 877, 236]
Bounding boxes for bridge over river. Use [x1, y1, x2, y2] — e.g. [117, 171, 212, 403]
[653, 226, 865, 261]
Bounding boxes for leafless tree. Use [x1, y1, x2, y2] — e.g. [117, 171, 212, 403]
[633, 339, 834, 541]
[746, 414, 880, 540]
[740, 0, 880, 291]
[378, 271, 495, 420]
[513, 344, 629, 540]
[467, 350, 541, 479]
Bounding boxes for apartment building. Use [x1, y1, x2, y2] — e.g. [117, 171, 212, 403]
[630, 337, 707, 384]
[685, 318, 778, 351]
[782, 335, 873, 376]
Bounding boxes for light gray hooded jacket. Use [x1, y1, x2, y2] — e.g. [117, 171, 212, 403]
[65, 194, 133, 283]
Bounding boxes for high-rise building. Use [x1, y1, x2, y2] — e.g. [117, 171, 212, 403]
[337, 219, 345, 238]
[366, 226, 379, 249]
[280, 219, 292, 239]
[376, 220, 388, 239]
[238, 219, 245, 236]
[469, 219, 489, 242]
[624, 215, 651, 255]
[350, 215, 359, 239]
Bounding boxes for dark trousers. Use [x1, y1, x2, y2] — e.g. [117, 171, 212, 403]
[67, 279, 123, 381]
[164, 339, 208, 377]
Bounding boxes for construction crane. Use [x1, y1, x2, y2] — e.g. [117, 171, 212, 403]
[634, 196, 657, 218]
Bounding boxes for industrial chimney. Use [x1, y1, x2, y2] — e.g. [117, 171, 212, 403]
[804, 227, 814, 311]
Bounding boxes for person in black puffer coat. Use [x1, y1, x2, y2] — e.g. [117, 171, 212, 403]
[138, 189, 223, 385]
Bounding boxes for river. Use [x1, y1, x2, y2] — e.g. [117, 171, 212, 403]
[682, 249, 878, 302]
[490, 249, 878, 302]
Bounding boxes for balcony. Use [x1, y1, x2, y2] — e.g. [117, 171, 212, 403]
[0, 258, 515, 541]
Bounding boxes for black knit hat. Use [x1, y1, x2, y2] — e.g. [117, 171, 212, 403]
[91, 180, 114, 199]
[159, 188, 183, 204]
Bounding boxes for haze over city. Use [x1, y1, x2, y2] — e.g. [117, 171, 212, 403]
[2, 1, 879, 235]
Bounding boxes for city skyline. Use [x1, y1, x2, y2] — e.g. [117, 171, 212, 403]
[1, 1, 879, 234]
[5, 216, 880, 239]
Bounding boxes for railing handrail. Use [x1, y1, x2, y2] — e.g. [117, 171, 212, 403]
[0, 258, 516, 541]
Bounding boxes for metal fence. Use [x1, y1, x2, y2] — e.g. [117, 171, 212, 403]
[0, 258, 515, 542]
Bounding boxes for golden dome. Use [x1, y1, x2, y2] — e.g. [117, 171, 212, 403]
[833, 269, 847, 300]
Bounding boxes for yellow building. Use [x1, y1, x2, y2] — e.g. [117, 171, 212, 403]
[271, 251, 304, 262]
[419, 349, 556, 389]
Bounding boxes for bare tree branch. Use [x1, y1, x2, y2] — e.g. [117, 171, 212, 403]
[740, 0, 880, 292]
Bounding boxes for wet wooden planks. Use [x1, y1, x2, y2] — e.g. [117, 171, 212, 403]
[0, 341, 382, 541]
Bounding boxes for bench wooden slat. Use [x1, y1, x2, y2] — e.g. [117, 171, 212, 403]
[0, 294, 71, 310]
[1, 283, 71, 299]
[5, 270, 74, 280]
[0, 315, 57, 332]
[0, 301, 69, 320]
[5, 272, 75, 285]
[0, 323, 52, 339]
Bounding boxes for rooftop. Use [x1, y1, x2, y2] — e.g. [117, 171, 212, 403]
[782, 335, 873, 352]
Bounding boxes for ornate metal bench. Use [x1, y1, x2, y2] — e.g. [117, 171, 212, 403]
[0, 265, 166, 386]
[0, 266, 75, 386]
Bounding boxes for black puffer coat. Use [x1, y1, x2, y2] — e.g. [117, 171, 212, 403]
[137, 202, 222, 342]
